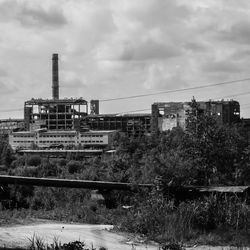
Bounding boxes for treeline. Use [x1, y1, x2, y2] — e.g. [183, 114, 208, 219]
[1, 99, 250, 244]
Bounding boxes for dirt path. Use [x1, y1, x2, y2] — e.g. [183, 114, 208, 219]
[1, 221, 249, 250]
[0, 221, 158, 250]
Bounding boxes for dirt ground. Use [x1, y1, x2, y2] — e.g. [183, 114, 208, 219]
[0, 221, 249, 250]
[0, 221, 159, 250]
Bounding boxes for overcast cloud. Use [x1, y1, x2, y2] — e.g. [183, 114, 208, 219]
[0, 0, 250, 118]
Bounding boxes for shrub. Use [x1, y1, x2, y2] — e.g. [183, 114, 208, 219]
[27, 155, 41, 166]
[58, 158, 67, 167]
[67, 160, 82, 174]
[10, 155, 25, 168]
[120, 192, 250, 242]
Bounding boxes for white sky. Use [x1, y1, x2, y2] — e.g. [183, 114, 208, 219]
[1, 0, 250, 119]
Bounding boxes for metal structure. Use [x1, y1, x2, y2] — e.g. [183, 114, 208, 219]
[22, 53, 152, 136]
[24, 98, 88, 131]
[84, 113, 151, 137]
[23, 54, 88, 132]
[0, 175, 153, 190]
[1, 175, 249, 206]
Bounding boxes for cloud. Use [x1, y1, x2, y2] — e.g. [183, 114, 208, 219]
[61, 70, 86, 90]
[143, 62, 187, 90]
[184, 42, 208, 52]
[217, 21, 250, 44]
[0, 0, 67, 28]
[0, 80, 17, 94]
[0, 68, 8, 77]
[19, 4, 67, 28]
[202, 60, 240, 73]
[117, 0, 190, 28]
[97, 39, 181, 61]
[0, 0, 250, 118]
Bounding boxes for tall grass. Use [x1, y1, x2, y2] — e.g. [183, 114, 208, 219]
[28, 234, 108, 250]
[119, 192, 250, 245]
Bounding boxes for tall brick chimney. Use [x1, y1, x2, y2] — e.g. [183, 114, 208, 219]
[52, 53, 59, 99]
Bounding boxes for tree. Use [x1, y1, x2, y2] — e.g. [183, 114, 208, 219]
[1, 144, 14, 167]
[27, 155, 41, 166]
[183, 98, 248, 185]
[67, 160, 82, 174]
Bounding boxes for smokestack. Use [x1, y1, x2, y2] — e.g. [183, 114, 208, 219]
[52, 53, 59, 99]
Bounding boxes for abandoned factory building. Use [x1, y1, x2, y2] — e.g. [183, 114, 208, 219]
[0, 54, 246, 150]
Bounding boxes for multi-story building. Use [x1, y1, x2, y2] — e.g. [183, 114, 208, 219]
[9, 129, 116, 150]
[24, 98, 88, 131]
[20, 54, 151, 139]
[8, 54, 118, 150]
[151, 100, 240, 133]
[0, 119, 25, 134]
[3, 54, 245, 149]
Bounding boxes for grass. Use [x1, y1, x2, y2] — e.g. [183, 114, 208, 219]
[1, 193, 250, 247]
[26, 235, 190, 250]
[27, 234, 107, 250]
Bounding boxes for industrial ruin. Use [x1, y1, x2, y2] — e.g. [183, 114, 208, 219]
[151, 100, 240, 132]
[0, 54, 245, 150]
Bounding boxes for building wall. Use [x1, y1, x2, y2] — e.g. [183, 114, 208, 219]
[151, 100, 240, 133]
[90, 100, 99, 115]
[0, 119, 25, 134]
[9, 132, 36, 149]
[85, 114, 151, 136]
[78, 132, 109, 146]
[152, 102, 187, 132]
[9, 130, 116, 150]
[24, 99, 88, 132]
[37, 131, 76, 148]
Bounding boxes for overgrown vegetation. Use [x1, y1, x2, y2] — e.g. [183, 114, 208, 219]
[27, 235, 183, 250]
[1, 99, 250, 245]
[28, 235, 108, 250]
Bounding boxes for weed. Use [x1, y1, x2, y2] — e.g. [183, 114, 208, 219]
[27, 235, 108, 250]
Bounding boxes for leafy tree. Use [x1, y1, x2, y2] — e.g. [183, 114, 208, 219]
[183, 98, 249, 185]
[67, 160, 82, 174]
[27, 155, 41, 166]
[0, 143, 14, 167]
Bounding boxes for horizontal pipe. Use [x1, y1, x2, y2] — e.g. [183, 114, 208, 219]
[0, 175, 154, 191]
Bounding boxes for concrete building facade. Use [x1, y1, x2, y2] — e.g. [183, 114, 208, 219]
[9, 130, 116, 150]
[151, 100, 240, 133]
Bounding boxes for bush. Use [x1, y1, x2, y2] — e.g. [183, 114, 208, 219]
[27, 155, 41, 166]
[120, 192, 250, 242]
[10, 155, 26, 168]
[58, 158, 67, 167]
[67, 160, 82, 174]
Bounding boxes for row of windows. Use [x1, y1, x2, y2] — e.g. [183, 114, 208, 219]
[0, 126, 21, 129]
[39, 141, 74, 144]
[81, 135, 104, 138]
[0, 122, 21, 126]
[80, 140, 104, 143]
[38, 140, 75, 143]
[13, 134, 105, 139]
[13, 140, 104, 144]
[39, 135, 75, 138]
[13, 135, 34, 138]
[13, 141, 32, 143]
